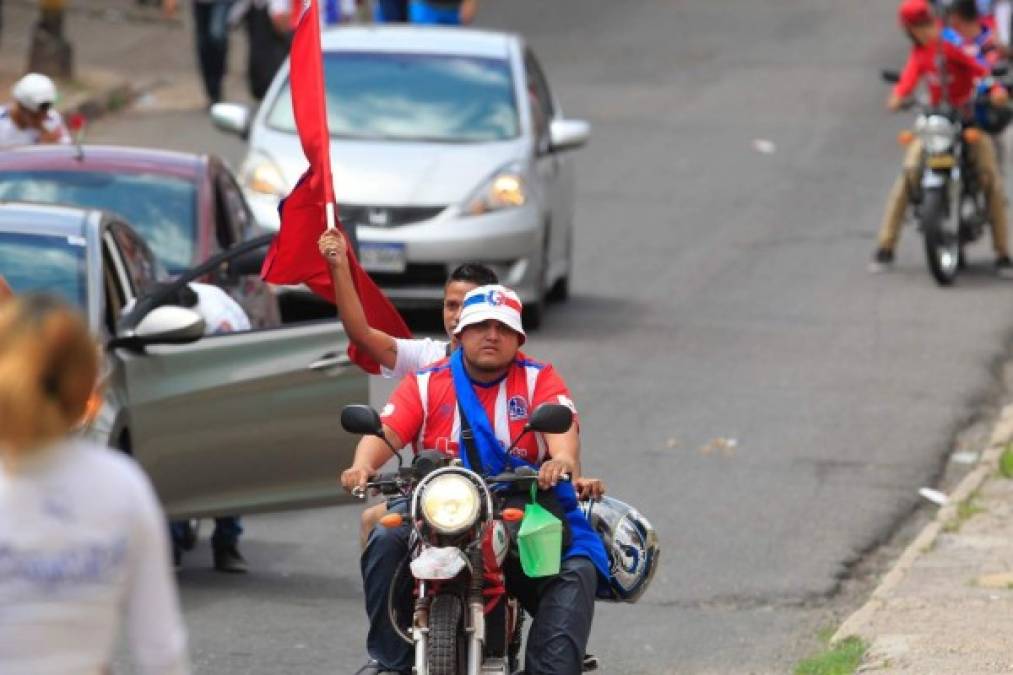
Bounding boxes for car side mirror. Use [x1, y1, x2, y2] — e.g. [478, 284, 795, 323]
[993, 65, 1009, 78]
[526, 403, 573, 434]
[341, 404, 385, 437]
[109, 305, 205, 351]
[549, 118, 591, 153]
[210, 102, 252, 140]
[881, 69, 900, 84]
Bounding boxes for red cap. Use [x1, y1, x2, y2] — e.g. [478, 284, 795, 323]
[899, 0, 933, 27]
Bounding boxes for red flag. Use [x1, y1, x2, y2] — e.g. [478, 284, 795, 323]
[261, 0, 411, 374]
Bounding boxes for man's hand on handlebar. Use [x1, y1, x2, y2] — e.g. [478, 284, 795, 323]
[537, 458, 575, 490]
[341, 466, 372, 495]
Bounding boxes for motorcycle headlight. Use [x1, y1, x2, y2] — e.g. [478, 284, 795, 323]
[240, 154, 288, 198]
[916, 115, 956, 155]
[462, 163, 527, 216]
[420, 474, 482, 535]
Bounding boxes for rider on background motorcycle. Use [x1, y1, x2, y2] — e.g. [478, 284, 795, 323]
[342, 285, 609, 675]
[872, 0, 1013, 275]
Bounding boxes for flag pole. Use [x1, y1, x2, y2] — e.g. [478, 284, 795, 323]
[325, 201, 336, 231]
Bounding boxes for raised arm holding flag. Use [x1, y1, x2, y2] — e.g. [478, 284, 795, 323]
[260, 0, 411, 373]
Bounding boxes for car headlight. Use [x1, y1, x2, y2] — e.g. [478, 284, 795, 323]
[420, 473, 482, 535]
[463, 163, 527, 216]
[240, 154, 287, 198]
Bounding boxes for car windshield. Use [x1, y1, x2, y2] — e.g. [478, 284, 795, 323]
[0, 170, 197, 272]
[267, 51, 519, 143]
[0, 231, 88, 310]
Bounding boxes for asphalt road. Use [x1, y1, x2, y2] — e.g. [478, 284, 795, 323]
[93, 1, 1013, 673]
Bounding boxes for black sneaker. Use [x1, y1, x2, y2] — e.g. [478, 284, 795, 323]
[353, 660, 407, 675]
[997, 256, 1013, 278]
[172, 543, 182, 571]
[212, 544, 248, 574]
[869, 248, 894, 272]
[583, 653, 600, 671]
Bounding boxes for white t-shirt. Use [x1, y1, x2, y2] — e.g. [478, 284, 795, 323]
[190, 283, 251, 335]
[0, 440, 189, 675]
[381, 337, 450, 380]
[0, 106, 70, 149]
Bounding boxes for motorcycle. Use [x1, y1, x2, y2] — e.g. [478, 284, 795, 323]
[881, 67, 1009, 285]
[341, 402, 577, 675]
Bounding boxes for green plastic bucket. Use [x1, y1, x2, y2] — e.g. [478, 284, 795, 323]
[517, 483, 563, 577]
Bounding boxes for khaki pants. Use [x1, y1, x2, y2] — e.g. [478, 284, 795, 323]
[877, 135, 1009, 257]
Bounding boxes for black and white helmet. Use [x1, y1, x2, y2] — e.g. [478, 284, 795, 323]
[581, 496, 659, 603]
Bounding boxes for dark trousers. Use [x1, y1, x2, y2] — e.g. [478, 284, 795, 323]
[360, 498, 596, 674]
[374, 0, 409, 22]
[244, 5, 290, 101]
[170, 516, 243, 549]
[361, 498, 414, 672]
[192, 0, 233, 104]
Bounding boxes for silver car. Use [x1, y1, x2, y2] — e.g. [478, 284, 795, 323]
[212, 25, 590, 326]
[0, 202, 366, 518]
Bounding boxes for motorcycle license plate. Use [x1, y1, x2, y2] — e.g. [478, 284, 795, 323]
[359, 242, 406, 273]
[927, 155, 955, 169]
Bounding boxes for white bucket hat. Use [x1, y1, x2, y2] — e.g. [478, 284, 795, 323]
[453, 284, 525, 344]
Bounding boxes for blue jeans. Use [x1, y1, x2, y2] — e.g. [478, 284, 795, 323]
[170, 516, 243, 549]
[408, 0, 461, 25]
[361, 498, 414, 672]
[192, 0, 233, 103]
[374, 0, 408, 22]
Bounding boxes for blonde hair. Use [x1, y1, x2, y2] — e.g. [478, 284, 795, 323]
[0, 295, 98, 453]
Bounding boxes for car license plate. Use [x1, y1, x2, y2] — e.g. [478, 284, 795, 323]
[359, 242, 406, 273]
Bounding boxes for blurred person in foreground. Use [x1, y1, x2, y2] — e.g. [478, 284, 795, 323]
[872, 0, 1013, 275]
[0, 294, 189, 675]
[407, 0, 477, 24]
[0, 73, 70, 148]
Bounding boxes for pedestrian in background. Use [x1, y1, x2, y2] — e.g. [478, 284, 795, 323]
[0, 294, 189, 675]
[164, 0, 235, 106]
[231, 0, 292, 100]
[0, 73, 70, 148]
[155, 282, 253, 573]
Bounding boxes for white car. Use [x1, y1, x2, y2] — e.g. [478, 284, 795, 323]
[211, 25, 590, 326]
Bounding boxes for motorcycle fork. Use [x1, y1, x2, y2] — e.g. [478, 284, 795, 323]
[466, 544, 485, 675]
[413, 582, 430, 675]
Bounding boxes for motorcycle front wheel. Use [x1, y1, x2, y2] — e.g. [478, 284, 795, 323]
[921, 187, 960, 286]
[428, 593, 467, 675]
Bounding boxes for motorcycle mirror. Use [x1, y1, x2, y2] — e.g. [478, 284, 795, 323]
[341, 404, 384, 437]
[341, 404, 403, 466]
[881, 69, 900, 84]
[526, 404, 574, 435]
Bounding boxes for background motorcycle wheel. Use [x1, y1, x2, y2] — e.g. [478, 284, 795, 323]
[427, 594, 467, 675]
[921, 188, 960, 286]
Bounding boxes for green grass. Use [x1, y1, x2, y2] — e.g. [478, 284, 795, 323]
[794, 636, 867, 675]
[999, 445, 1013, 479]
[943, 496, 985, 533]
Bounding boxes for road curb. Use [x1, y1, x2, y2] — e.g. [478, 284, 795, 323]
[830, 402, 1013, 645]
[63, 76, 160, 124]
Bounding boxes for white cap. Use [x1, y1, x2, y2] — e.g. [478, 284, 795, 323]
[453, 284, 526, 344]
[12, 73, 57, 113]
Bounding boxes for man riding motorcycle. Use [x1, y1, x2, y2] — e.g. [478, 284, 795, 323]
[872, 0, 1013, 275]
[341, 285, 609, 675]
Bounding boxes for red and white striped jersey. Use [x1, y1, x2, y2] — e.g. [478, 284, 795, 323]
[380, 352, 578, 466]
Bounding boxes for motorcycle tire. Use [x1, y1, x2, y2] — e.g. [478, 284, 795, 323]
[921, 188, 959, 286]
[428, 594, 466, 675]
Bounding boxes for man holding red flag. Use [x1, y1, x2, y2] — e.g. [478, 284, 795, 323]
[260, 0, 411, 372]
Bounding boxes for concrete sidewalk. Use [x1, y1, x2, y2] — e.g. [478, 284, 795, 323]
[833, 405, 1013, 674]
[0, 0, 254, 119]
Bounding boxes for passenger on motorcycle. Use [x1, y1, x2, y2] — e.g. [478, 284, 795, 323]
[341, 285, 609, 675]
[872, 0, 1013, 276]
